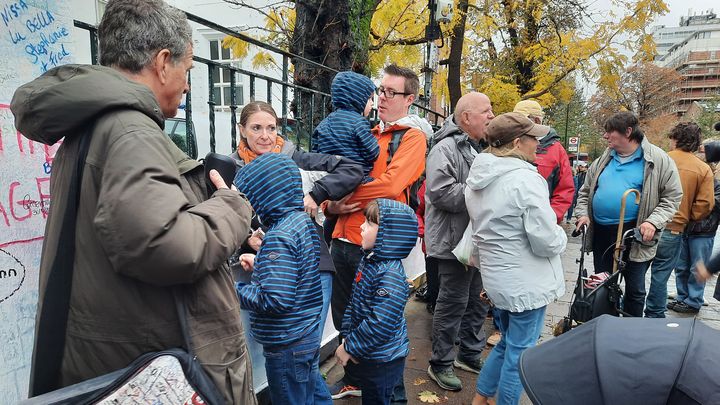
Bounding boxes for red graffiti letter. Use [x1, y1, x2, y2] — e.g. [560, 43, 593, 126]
[9, 181, 32, 221]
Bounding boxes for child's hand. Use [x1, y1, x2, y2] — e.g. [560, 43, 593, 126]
[303, 194, 319, 218]
[335, 343, 358, 367]
[239, 254, 256, 272]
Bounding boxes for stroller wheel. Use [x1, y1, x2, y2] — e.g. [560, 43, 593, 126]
[553, 318, 571, 336]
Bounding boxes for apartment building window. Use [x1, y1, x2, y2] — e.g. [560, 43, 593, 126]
[96, 0, 108, 21]
[209, 40, 244, 110]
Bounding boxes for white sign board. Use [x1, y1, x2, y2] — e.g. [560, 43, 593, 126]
[568, 136, 579, 153]
[0, 0, 77, 401]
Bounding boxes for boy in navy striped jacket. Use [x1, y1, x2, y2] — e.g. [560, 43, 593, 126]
[234, 153, 326, 405]
[312, 71, 378, 181]
[335, 198, 418, 405]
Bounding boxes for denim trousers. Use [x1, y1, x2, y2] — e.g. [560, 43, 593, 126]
[645, 231, 683, 318]
[263, 331, 322, 405]
[313, 272, 333, 404]
[475, 307, 546, 405]
[675, 235, 714, 309]
[345, 357, 405, 405]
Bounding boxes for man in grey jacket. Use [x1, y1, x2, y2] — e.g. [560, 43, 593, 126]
[575, 112, 682, 317]
[426, 92, 494, 391]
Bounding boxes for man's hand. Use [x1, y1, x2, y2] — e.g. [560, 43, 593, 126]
[335, 342, 359, 367]
[303, 194, 318, 218]
[326, 194, 361, 216]
[638, 221, 656, 242]
[696, 260, 713, 282]
[576, 216, 590, 230]
[209, 169, 237, 191]
[239, 253, 256, 272]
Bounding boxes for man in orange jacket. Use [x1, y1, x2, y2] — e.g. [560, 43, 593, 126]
[325, 64, 427, 400]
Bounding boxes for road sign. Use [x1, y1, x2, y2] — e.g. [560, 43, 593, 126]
[568, 136, 579, 152]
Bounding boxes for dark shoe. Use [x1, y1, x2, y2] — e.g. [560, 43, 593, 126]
[415, 285, 430, 302]
[454, 357, 484, 374]
[426, 302, 435, 314]
[666, 300, 681, 310]
[427, 366, 462, 391]
[328, 382, 362, 399]
[672, 302, 700, 314]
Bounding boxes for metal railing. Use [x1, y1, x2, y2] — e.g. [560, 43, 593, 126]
[73, 9, 445, 156]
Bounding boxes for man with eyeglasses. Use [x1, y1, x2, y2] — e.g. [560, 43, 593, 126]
[324, 64, 427, 400]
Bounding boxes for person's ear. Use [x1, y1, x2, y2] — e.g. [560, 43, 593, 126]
[625, 126, 633, 138]
[405, 93, 415, 107]
[153, 49, 172, 85]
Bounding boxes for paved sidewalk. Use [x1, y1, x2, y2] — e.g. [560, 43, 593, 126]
[326, 224, 720, 404]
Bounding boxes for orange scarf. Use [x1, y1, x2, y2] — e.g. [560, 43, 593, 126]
[237, 137, 285, 164]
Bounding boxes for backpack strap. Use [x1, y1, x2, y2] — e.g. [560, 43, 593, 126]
[386, 128, 410, 166]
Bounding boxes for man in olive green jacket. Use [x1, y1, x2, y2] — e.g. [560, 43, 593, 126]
[11, 1, 256, 403]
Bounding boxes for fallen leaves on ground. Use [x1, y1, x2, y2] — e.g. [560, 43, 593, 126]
[413, 377, 427, 386]
[418, 390, 443, 403]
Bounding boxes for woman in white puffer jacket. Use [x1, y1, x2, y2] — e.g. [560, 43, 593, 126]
[465, 112, 567, 405]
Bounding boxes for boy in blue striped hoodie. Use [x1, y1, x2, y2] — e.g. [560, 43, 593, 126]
[335, 198, 418, 405]
[234, 153, 325, 405]
[312, 71, 378, 181]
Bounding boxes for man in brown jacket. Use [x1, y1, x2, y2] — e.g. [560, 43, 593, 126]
[645, 122, 715, 317]
[11, 0, 256, 403]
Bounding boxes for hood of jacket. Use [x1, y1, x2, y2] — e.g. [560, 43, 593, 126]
[331, 71, 376, 114]
[466, 153, 536, 191]
[234, 153, 304, 226]
[538, 127, 560, 150]
[367, 199, 418, 260]
[11, 64, 164, 145]
[432, 113, 463, 143]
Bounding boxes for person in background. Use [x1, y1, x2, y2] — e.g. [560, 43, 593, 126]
[513, 100, 574, 223]
[647, 122, 714, 317]
[414, 180, 439, 314]
[336, 199, 418, 405]
[566, 163, 588, 223]
[575, 111, 682, 317]
[425, 92, 494, 392]
[465, 113, 566, 405]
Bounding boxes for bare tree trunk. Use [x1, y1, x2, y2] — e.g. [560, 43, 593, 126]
[447, 0, 469, 110]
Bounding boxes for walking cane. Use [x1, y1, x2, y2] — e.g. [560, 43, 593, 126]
[612, 189, 641, 274]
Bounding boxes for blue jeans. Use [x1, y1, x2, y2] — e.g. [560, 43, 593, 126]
[475, 307, 546, 405]
[645, 231, 683, 318]
[675, 235, 713, 309]
[263, 332, 322, 405]
[345, 356, 405, 405]
[314, 272, 333, 404]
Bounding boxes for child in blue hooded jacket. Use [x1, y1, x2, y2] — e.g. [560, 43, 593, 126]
[234, 153, 325, 405]
[335, 198, 418, 405]
[312, 71, 378, 180]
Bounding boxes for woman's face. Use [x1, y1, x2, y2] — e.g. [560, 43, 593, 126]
[515, 135, 539, 162]
[239, 111, 278, 155]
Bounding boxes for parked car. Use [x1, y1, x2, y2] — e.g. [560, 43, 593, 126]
[164, 117, 198, 159]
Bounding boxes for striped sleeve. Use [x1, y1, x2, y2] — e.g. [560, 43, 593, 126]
[343, 265, 407, 359]
[354, 119, 379, 165]
[236, 232, 297, 314]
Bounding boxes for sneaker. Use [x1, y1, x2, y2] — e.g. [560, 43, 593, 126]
[454, 357, 484, 374]
[672, 302, 700, 314]
[426, 302, 435, 314]
[427, 366, 462, 391]
[666, 300, 681, 310]
[329, 383, 361, 399]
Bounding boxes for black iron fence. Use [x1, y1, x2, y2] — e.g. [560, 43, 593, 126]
[73, 9, 445, 158]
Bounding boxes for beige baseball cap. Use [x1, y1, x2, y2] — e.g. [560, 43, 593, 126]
[487, 112, 551, 147]
[513, 100, 545, 118]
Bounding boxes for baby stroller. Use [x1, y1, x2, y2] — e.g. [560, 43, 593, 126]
[554, 189, 656, 335]
[521, 315, 720, 405]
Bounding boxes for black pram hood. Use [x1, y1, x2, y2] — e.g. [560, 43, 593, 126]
[519, 315, 720, 405]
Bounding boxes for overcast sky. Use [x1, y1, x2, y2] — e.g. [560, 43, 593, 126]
[590, 0, 718, 28]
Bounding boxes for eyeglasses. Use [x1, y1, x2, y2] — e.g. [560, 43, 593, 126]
[376, 86, 411, 99]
